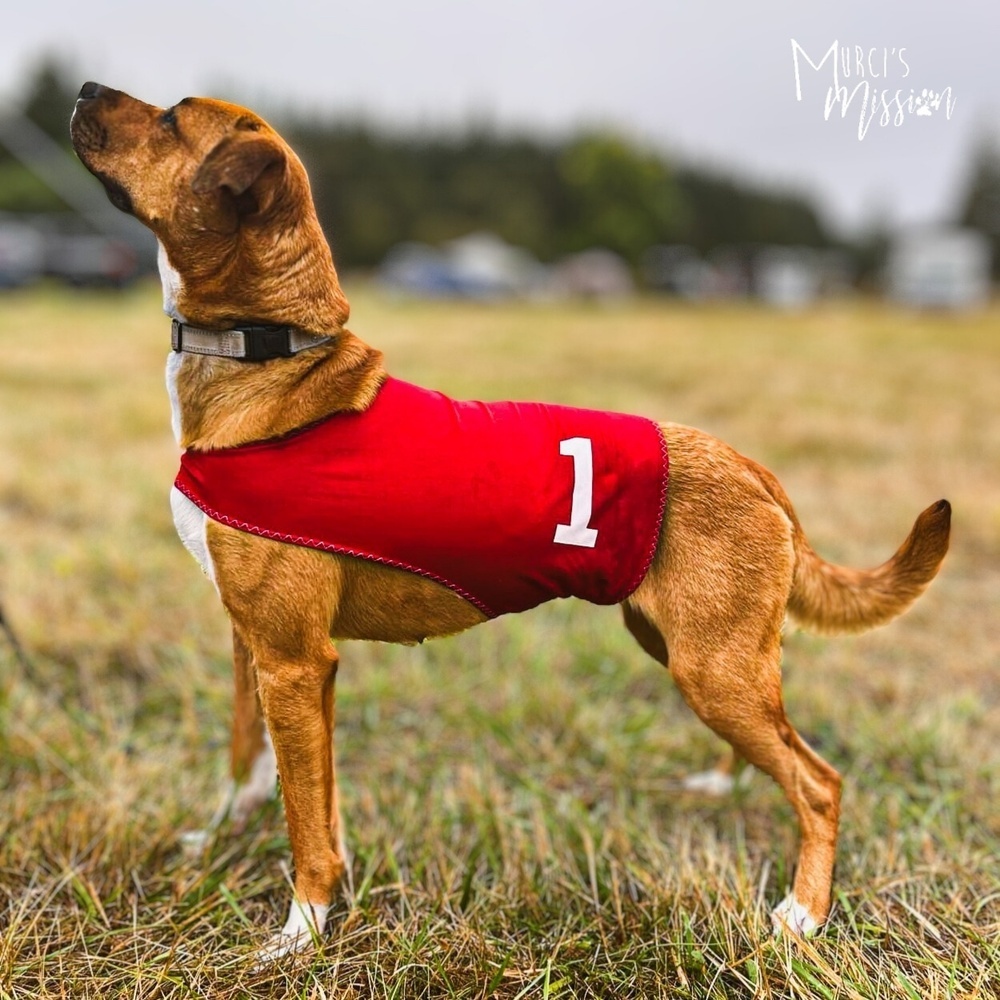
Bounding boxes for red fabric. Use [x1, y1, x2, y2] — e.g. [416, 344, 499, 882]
[175, 377, 668, 619]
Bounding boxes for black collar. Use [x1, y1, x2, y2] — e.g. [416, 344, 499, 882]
[171, 319, 333, 362]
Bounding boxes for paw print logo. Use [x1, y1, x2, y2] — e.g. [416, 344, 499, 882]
[915, 89, 944, 116]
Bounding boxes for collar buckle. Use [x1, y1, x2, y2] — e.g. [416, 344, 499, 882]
[240, 325, 295, 362]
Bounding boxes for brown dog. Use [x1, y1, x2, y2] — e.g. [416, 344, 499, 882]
[70, 82, 951, 962]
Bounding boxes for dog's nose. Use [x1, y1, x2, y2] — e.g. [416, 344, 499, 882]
[78, 81, 106, 100]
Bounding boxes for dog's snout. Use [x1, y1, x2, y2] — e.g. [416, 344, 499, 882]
[78, 81, 105, 100]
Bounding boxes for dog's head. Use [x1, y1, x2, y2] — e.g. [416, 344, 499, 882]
[71, 83, 343, 327]
[70, 82, 302, 239]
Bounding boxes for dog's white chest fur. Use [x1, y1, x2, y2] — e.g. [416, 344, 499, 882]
[160, 240, 217, 585]
[170, 481, 217, 586]
[157, 240, 185, 321]
[166, 350, 216, 584]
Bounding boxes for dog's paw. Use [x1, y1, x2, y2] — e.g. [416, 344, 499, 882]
[680, 764, 754, 797]
[253, 899, 329, 968]
[771, 894, 820, 937]
[680, 767, 737, 796]
[178, 828, 215, 858]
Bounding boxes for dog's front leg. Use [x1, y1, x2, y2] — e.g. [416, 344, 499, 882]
[253, 638, 345, 963]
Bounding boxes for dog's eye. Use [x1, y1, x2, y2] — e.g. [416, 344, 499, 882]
[160, 107, 178, 131]
[235, 116, 262, 132]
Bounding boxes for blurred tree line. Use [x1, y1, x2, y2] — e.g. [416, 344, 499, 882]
[5, 56, 998, 277]
[958, 138, 1000, 279]
[286, 120, 831, 268]
[0, 60, 77, 212]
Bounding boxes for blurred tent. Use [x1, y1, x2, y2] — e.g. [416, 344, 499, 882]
[549, 248, 634, 300]
[379, 232, 547, 300]
[643, 243, 852, 306]
[754, 247, 853, 308]
[379, 234, 635, 302]
[887, 227, 992, 309]
[641, 244, 714, 299]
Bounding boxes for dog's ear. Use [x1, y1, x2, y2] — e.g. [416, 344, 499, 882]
[192, 133, 286, 217]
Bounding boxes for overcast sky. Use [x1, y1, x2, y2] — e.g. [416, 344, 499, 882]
[3, 0, 998, 236]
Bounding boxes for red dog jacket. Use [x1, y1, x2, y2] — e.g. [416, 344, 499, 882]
[175, 377, 668, 619]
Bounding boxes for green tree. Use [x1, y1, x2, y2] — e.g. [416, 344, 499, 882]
[558, 134, 685, 263]
[673, 168, 829, 253]
[21, 54, 80, 143]
[0, 54, 78, 210]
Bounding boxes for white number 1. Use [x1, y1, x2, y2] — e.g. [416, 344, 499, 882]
[553, 437, 599, 548]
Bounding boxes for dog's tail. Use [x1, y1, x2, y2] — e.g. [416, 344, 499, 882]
[754, 463, 952, 634]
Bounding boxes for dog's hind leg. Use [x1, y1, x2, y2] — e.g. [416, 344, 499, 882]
[626, 583, 841, 932]
[671, 634, 840, 933]
[625, 427, 842, 932]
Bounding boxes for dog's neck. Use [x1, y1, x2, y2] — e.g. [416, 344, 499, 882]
[156, 203, 351, 334]
[159, 240, 386, 451]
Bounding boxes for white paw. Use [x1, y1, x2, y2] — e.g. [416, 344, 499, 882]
[681, 768, 735, 795]
[179, 828, 214, 857]
[253, 899, 329, 967]
[680, 765, 754, 796]
[771, 894, 820, 936]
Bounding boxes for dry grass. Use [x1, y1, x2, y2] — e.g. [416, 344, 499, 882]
[0, 283, 997, 998]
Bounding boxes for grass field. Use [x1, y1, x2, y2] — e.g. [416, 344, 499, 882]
[0, 283, 997, 998]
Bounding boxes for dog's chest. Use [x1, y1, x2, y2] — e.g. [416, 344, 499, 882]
[166, 352, 217, 584]
[174, 378, 668, 617]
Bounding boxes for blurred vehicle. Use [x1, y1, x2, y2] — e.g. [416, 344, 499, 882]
[0, 216, 45, 287]
[0, 214, 142, 288]
[379, 241, 469, 298]
[43, 232, 139, 287]
[379, 232, 547, 300]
